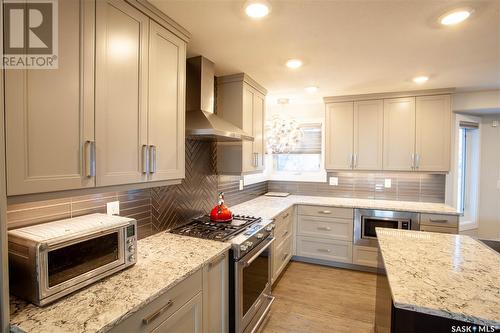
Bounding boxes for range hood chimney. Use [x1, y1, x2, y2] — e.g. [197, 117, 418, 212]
[186, 56, 253, 141]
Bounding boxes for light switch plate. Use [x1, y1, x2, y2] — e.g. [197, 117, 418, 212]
[329, 177, 338, 186]
[107, 201, 120, 215]
[239, 179, 244, 191]
[384, 179, 392, 188]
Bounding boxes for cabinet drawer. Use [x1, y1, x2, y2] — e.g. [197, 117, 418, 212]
[274, 208, 293, 231]
[353, 245, 378, 268]
[297, 215, 353, 241]
[420, 214, 458, 228]
[296, 236, 352, 263]
[420, 225, 457, 234]
[298, 205, 353, 219]
[109, 269, 202, 333]
[273, 235, 293, 277]
[275, 214, 293, 246]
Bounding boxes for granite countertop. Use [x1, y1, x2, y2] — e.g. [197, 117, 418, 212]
[230, 195, 459, 220]
[376, 228, 500, 327]
[10, 233, 231, 333]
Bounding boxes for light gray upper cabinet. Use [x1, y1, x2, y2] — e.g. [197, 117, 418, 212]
[95, 0, 150, 187]
[415, 95, 451, 172]
[216, 74, 267, 175]
[383, 97, 416, 171]
[325, 100, 383, 170]
[5, 0, 188, 195]
[324, 90, 452, 173]
[147, 21, 186, 182]
[5, 0, 95, 195]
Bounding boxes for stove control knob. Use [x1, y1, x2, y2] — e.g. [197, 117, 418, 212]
[265, 224, 275, 232]
[240, 244, 249, 252]
[128, 254, 136, 262]
[256, 233, 264, 239]
[128, 244, 135, 252]
[244, 241, 253, 248]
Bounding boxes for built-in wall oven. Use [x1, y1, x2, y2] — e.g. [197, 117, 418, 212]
[230, 235, 275, 333]
[354, 209, 419, 247]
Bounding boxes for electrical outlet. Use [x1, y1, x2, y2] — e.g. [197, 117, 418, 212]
[239, 179, 244, 191]
[384, 179, 392, 188]
[329, 177, 338, 186]
[107, 201, 120, 216]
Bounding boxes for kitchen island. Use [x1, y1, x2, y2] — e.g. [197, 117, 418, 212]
[375, 229, 500, 333]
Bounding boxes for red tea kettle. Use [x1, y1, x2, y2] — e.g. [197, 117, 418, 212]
[210, 192, 233, 223]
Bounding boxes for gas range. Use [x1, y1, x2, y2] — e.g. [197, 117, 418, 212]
[170, 214, 275, 259]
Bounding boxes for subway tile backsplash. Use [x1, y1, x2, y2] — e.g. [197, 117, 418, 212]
[268, 172, 445, 203]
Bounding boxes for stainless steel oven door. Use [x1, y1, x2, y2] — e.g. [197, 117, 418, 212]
[38, 227, 126, 301]
[235, 237, 275, 333]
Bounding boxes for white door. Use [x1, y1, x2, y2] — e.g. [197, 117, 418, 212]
[353, 100, 384, 170]
[148, 21, 186, 181]
[325, 102, 354, 170]
[4, 0, 95, 195]
[253, 92, 265, 170]
[383, 97, 416, 171]
[415, 95, 451, 172]
[95, 0, 149, 186]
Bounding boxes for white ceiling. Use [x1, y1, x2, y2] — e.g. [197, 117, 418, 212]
[151, 0, 500, 103]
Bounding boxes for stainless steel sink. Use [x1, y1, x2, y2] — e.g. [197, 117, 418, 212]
[478, 239, 500, 254]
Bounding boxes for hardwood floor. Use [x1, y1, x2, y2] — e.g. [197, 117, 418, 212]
[260, 261, 377, 333]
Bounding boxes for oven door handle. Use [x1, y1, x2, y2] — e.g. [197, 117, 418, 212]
[241, 238, 275, 267]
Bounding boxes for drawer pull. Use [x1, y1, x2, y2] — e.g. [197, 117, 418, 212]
[319, 210, 332, 214]
[429, 219, 449, 223]
[282, 213, 290, 219]
[317, 248, 331, 253]
[282, 230, 289, 238]
[143, 300, 173, 325]
[208, 253, 226, 269]
[282, 252, 289, 261]
[317, 226, 331, 231]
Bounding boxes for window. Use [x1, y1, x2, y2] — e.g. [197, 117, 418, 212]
[456, 120, 480, 230]
[273, 123, 322, 173]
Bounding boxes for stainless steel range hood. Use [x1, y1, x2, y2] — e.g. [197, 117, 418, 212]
[186, 56, 253, 141]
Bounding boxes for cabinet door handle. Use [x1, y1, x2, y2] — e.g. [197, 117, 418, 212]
[208, 253, 226, 268]
[415, 154, 420, 169]
[353, 153, 358, 168]
[348, 154, 353, 169]
[142, 145, 149, 174]
[317, 226, 331, 231]
[410, 153, 415, 170]
[142, 300, 173, 325]
[149, 145, 157, 174]
[84, 141, 96, 177]
[317, 248, 331, 253]
[253, 152, 259, 167]
[319, 210, 332, 214]
[429, 219, 448, 223]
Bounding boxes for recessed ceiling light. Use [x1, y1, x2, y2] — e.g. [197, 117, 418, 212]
[439, 9, 472, 26]
[286, 59, 303, 69]
[244, 0, 271, 19]
[413, 76, 429, 84]
[305, 86, 319, 93]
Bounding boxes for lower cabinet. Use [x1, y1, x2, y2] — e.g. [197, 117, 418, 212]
[296, 236, 353, 263]
[419, 213, 458, 234]
[271, 207, 294, 284]
[202, 253, 228, 333]
[108, 251, 228, 333]
[152, 293, 202, 333]
[352, 245, 378, 268]
[295, 206, 354, 265]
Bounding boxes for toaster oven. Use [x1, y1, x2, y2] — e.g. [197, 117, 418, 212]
[8, 213, 137, 306]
